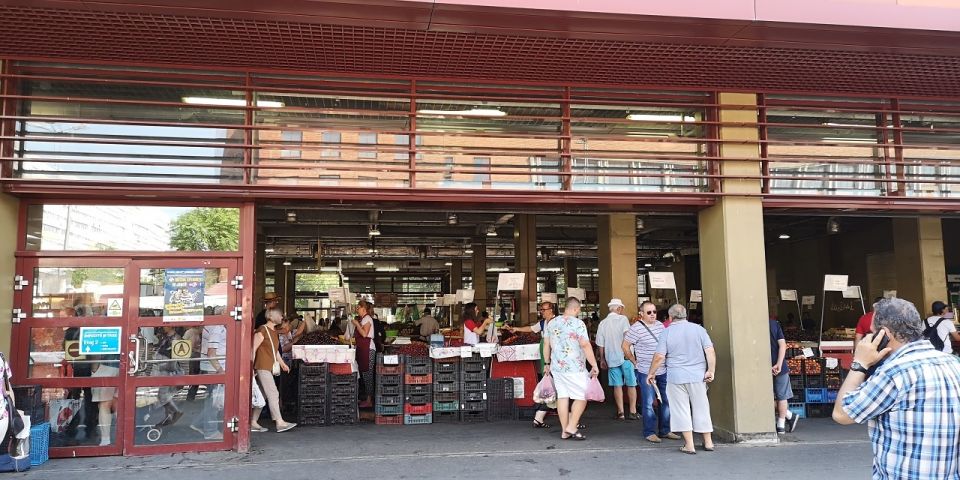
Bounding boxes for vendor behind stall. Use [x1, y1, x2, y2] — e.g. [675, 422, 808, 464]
[462, 302, 493, 346]
[415, 307, 440, 341]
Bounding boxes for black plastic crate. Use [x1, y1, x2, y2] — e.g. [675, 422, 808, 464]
[461, 400, 487, 412]
[404, 355, 432, 367]
[299, 363, 329, 384]
[433, 359, 459, 374]
[805, 403, 831, 418]
[461, 362, 488, 373]
[461, 371, 487, 382]
[487, 399, 518, 422]
[433, 411, 460, 423]
[405, 363, 432, 375]
[378, 383, 402, 396]
[405, 393, 432, 405]
[299, 394, 327, 407]
[805, 375, 825, 388]
[330, 394, 357, 408]
[824, 374, 842, 390]
[375, 404, 403, 416]
[433, 381, 459, 393]
[328, 413, 358, 425]
[461, 380, 488, 392]
[460, 410, 487, 423]
[329, 374, 357, 386]
[405, 384, 432, 396]
[518, 407, 539, 420]
[434, 390, 459, 402]
[299, 384, 326, 397]
[433, 371, 458, 383]
[789, 375, 804, 391]
[461, 391, 486, 402]
[487, 378, 514, 401]
[299, 415, 327, 426]
[378, 374, 403, 386]
[376, 394, 403, 406]
[792, 389, 805, 402]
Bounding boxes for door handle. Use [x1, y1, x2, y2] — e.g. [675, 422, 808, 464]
[128, 334, 141, 375]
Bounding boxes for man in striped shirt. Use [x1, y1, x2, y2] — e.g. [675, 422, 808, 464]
[623, 301, 680, 443]
[833, 297, 960, 479]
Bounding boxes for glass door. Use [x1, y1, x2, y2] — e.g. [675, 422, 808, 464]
[15, 258, 129, 457]
[122, 259, 240, 455]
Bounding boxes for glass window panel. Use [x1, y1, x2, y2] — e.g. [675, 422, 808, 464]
[26, 205, 240, 252]
[43, 386, 119, 447]
[28, 327, 123, 379]
[138, 268, 230, 318]
[133, 384, 226, 444]
[32, 267, 125, 318]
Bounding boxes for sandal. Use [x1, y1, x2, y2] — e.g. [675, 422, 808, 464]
[680, 447, 697, 455]
[562, 430, 586, 441]
[577, 423, 587, 430]
[615, 412, 625, 420]
[532, 420, 551, 429]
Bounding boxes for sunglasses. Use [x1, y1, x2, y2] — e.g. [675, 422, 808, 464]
[644, 310, 657, 314]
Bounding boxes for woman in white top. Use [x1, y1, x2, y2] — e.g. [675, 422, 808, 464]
[461, 302, 492, 346]
[352, 300, 376, 408]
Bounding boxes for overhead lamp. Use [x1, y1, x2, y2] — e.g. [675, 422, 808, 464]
[365, 261, 375, 266]
[644, 263, 653, 267]
[282, 259, 292, 266]
[822, 137, 875, 144]
[264, 247, 275, 253]
[367, 248, 379, 254]
[418, 107, 507, 117]
[625, 113, 696, 122]
[447, 213, 459, 225]
[556, 249, 567, 256]
[464, 248, 474, 254]
[487, 267, 510, 272]
[182, 97, 284, 108]
[662, 252, 675, 259]
[368, 225, 381, 236]
[827, 218, 841, 234]
[286, 211, 297, 222]
[486, 227, 498, 237]
[636, 218, 645, 230]
[778, 233, 791, 240]
[375, 266, 399, 272]
[341, 276, 350, 281]
[444, 261, 453, 266]
[591, 268, 600, 272]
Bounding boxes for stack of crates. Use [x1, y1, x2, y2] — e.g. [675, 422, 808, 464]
[486, 378, 517, 422]
[375, 354, 404, 425]
[432, 357, 460, 423]
[297, 363, 328, 425]
[403, 356, 433, 425]
[785, 357, 840, 419]
[459, 354, 489, 423]
[328, 371, 359, 425]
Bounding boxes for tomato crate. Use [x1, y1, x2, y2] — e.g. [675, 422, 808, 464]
[329, 363, 353, 375]
[433, 411, 459, 423]
[433, 400, 460, 412]
[786, 358, 804, 376]
[803, 358, 824, 376]
[375, 404, 403, 416]
[378, 383, 402, 396]
[405, 393, 432, 405]
[404, 373, 433, 385]
[404, 413, 433, 425]
[404, 403, 433, 415]
[375, 414, 404, 425]
[433, 359, 459, 374]
[461, 391, 486, 402]
[377, 374, 402, 386]
[461, 371, 487, 382]
[461, 380, 488, 392]
[433, 371, 459, 383]
[377, 365, 403, 375]
[405, 384, 432, 395]
[461, 400, 487, 412]
[459, 410, 487, 423]
[434, 390, 459, 402]
[433, 381, 459, 393]
[376, 394, 403, 406]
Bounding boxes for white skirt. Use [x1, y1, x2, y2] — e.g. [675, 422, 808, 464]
[91, 365, 120, 402]
[552, 371, 588, 401]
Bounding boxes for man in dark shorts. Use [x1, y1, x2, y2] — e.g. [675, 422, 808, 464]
[770, 318, 799, 434]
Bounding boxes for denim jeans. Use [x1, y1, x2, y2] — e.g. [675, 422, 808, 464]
[636, 371, 670, 437]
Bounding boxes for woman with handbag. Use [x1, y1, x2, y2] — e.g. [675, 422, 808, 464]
[353, 300, 376, 409]
[251, 308, 296, 433]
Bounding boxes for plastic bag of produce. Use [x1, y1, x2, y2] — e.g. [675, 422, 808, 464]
[533, 374, 557, 405]
[586, 377, 605, 402]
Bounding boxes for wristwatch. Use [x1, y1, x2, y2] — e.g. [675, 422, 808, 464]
[850, 361, 869, 374]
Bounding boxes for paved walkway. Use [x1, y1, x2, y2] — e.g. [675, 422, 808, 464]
[19, 410, 873, 480]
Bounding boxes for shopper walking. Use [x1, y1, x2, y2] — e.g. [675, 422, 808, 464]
[543, 297, 600, 441]
[507, 300, 558, 428]
[925, 300, 959, 354]
[624, 301, 679, 443]
[252, 308, 296, 433]
[647, 304, 716, 454]
[353, 300, 377, 408]
[255, 292, 281, 333]
[595, 298, 637, 420]
[770, 318, 799, 434]
[833, 297, 960, 479]
[191, 324, 226, 440]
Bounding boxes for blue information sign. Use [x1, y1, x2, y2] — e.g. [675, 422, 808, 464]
[79, 327, 123, 355]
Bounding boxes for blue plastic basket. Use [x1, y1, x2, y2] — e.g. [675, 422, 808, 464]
[30, 422, 49, 466]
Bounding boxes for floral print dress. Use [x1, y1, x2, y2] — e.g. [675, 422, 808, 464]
[546, 315, 588, 373]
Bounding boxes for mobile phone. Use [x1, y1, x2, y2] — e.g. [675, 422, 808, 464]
[872, 330, 890, 351]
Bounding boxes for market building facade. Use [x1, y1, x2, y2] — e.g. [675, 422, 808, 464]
[1, 0, 959, 458]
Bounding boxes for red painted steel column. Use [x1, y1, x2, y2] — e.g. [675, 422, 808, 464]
[236, 202, 256, 452]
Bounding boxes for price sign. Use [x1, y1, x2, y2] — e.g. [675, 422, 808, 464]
[566, 288, 586, 301]
[496, 273, 526, 291]
[690, 290, 703, 302]
[823, 275, 849, 292]
[780, 289, 798, 301]
[648, 272, 676, 289]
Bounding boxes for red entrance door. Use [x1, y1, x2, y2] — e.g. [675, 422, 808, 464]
[12, 257, 242, 457]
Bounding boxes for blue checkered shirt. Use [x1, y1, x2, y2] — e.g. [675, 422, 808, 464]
[842, 340, 960, 480]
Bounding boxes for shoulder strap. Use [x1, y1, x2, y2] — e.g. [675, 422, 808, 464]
[639, 321, 659, 341]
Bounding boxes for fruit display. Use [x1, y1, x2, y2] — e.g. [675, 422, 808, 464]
[389, 342, 430, 357]
[499, 331, 540, 346]
[295, 331, 342, 346]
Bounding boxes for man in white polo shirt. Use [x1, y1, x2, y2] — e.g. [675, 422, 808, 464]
[595, 298, 637, 420]
[190, 325, 227, 440]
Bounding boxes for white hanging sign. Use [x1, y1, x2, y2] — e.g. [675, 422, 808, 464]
[541, 292, 558, 304]
[496, 273, 526, 291]
[883, 290, 897, 299]
[456, 289, 475, 303]
[801, 295, 816, 306]
[566, 288, 586, 301]
[690, 290, 703, 302]
[843, 285, 862, 299]
[443, 294, 457, 305]
[648, 272, 677, 290]
[780, 289, 798, 301]
[823, 274, 849, 292]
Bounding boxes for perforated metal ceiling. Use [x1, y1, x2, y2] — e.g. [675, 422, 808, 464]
[2, 6, 960, 98]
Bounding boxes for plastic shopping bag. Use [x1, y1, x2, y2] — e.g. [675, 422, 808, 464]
[533, 374, 557, 405]
[251, 379, 266, 409]
[48, 398, 82, 433]
[212, 385, 225, 411]
[586, 376, 605, 402]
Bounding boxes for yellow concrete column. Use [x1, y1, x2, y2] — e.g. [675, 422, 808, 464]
[698, 92, 776, 443]
[893, 217, 947, 314]
[0, 194, 18, 356]
[471, 237, 487, 311]
[597, 214, 638, 316]
[513, 214, 538, 326]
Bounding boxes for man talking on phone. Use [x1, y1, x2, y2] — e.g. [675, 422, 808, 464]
[833, 298, 960, 479]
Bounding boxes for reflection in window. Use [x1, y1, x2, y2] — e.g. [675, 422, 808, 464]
[359, 133, 378, 159]
[280, 131, 303, 159]
[32, 267, 125, 318]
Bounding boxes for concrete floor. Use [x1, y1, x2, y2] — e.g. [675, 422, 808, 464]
[19, 409, 873, 480]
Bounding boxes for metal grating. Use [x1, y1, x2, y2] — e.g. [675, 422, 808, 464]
[1, 6, 960, 98]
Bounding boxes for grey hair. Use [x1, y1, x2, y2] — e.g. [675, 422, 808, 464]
[265, 308, 284, 321]
[872, 298, 924, 343]
[668, 304, 687, 320]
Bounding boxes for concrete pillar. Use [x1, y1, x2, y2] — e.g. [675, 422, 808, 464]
[0, 194, 17, 355]
[513, 214, 538, 326]
[670, 256, 688, 304]
[450, 259, 463, 292]
[564, 257, 578, 289]
[893, 217, 947, 315]
[597, 214, 638, 316]
[698, 92, 776, 443]
[471, 237, 487, 310]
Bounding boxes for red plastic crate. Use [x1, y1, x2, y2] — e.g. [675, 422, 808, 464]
[404, 403, 433, 415]
[375, 414, 404, 425]
[329, 363, 353, 375]
[404, 373, 433, 385]
[377, 365, 403, 375]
